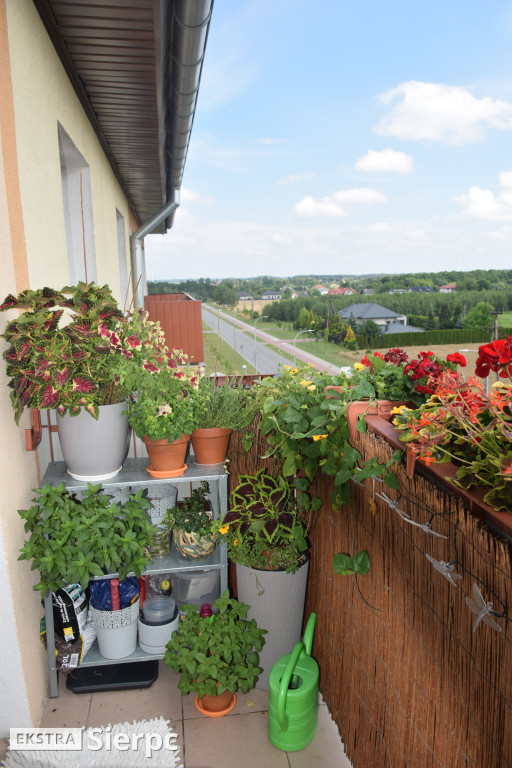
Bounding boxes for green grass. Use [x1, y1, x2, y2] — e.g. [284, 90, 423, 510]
[202, 324, 256, 376]
[499, 312, 512, 327]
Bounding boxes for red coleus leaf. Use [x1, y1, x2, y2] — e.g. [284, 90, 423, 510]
[69, 322, 92, 337]
[263, 519, 278, 539]
[0, 294, 19, 310]
[56, 367, 72, 387]
[43, 310, 64, 333]
[41, 385, 60, 408]
[71, 377, 96, 393]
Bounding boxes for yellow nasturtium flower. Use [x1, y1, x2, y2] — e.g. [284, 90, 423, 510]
[300, 379, 313, 387]
[219, 525, 230, 535]
[291, 368, 299, 375]
[312, 434, 328, 441]
[308, 385, 316, 392]
[353, 362, 365, 371]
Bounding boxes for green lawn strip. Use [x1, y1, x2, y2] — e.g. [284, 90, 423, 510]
[202, 324, 256, 375]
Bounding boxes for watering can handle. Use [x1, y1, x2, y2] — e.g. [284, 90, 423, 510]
[277, 641, 304, 732]
[303, 612, 317, 657]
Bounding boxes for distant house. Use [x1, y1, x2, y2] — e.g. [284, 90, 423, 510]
[312, 284, 328, 295]
[363, 288, 374, 295]
[261, 290, 282, 301]
[381, 322, 424, 335]
[339, 302, 407, 328]
[388, 289, 407, 294]
[237, 291, 253, 301]
[409, 286, 435, 293]
[329, 287, 356, 296]
[439, 283, 456, 293]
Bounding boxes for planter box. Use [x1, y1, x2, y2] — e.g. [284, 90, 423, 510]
[348, 402, 512, 540]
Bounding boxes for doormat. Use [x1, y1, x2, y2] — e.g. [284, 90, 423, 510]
[1, 717, 182, 767]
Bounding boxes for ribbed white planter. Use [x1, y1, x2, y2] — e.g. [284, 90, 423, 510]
[56, 401, 130, 481]
[236, 556, 309, 690]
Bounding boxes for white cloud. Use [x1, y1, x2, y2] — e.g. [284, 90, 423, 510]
[355, 148, 414, 174]
[331, 188, 387, 204]
[455, 172, 512, 221]
[294, 196, 348, 218]
[279, 172, 315, 185]
[273, 232, 293, 244]
[259, 137, 283, 145]
[369, 222, 394, 232]
[375, 81, 512, 144]
[294, 188, 386, 219]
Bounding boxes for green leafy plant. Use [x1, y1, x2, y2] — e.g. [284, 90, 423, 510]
[167, 481, 214, 536]
[164, 590, 266, 698]
[195, 377, 249, 429]
[0, 282, 166, 422]
[242, 363, 400, 508]
[216, 469, 309, 572]
[18, 483, 154, 593]
[127, 348, 206, 442]
[333, 550, 370, 576]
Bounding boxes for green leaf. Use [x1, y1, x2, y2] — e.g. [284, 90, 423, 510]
[282, 453, 297, 476]
[332, 553, 354, 575]
[352, 550, 371, 575]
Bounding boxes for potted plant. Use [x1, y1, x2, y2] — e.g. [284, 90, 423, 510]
[191, 377, 249, 466]
[18, 482, 154, 594]
[168, 481, 217, 560]
[242, 362, 400, 510]
[392, 353, 512, 513]
[163, 590, 266, 716]
[215, 469, 311, 688]
[126, 348, 205, 477]
[0, 282, 166, 480]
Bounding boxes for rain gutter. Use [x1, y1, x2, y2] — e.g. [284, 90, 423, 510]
[130, 189, 180, 308]
[130, 0, 213, 308]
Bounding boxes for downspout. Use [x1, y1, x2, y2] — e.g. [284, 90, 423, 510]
[130, 189, 179, 308]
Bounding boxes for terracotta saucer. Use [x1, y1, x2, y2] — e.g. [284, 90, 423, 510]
[146, 464, 187, 478]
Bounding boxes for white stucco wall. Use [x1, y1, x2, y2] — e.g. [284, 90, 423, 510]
[6, 0, 132, 299]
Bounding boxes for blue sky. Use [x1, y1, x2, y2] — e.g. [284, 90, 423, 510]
[145, 0, 512, 281]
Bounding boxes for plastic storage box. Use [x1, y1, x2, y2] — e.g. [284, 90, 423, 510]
[172, 570, 220, 610]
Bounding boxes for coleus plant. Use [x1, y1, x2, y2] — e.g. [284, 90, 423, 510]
[0, 282, 166, 422]
[216, 469, 309, 572]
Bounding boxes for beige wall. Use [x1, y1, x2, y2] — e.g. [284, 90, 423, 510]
[6, 0, 132, 301]
[0, 0, 138, 732]
[0, 4, 45, 724]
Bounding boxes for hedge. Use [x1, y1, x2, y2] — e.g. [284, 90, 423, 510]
[356, 328, 490, 350]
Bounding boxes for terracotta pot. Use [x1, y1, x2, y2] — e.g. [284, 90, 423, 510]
[195, 689, 237, 717]
[344, 399, 410, 443]
[191, 427, 232, 466]
[143, 434, 190, 477]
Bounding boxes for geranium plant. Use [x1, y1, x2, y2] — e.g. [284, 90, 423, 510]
[347, 349, 467, 406]
[216, 469, 309, 572]
[126, 348, 206, 442]
[393, 363, 512, 512]
[0, 282, 166, 422]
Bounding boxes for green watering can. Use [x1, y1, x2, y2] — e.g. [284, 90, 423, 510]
[268, 613, 319, 751]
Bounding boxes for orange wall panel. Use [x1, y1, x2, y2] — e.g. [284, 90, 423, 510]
[144, 294, 204, 363]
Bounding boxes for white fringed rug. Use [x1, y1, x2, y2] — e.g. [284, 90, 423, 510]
[2, 718, 183, 767]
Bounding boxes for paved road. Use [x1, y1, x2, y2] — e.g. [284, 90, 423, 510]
[202, 305, 341, 376]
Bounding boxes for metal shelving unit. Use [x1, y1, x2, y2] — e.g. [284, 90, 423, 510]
[41, 458, 228, 697]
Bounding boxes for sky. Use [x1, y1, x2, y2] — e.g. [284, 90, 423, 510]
[145, 0, 512, 282]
